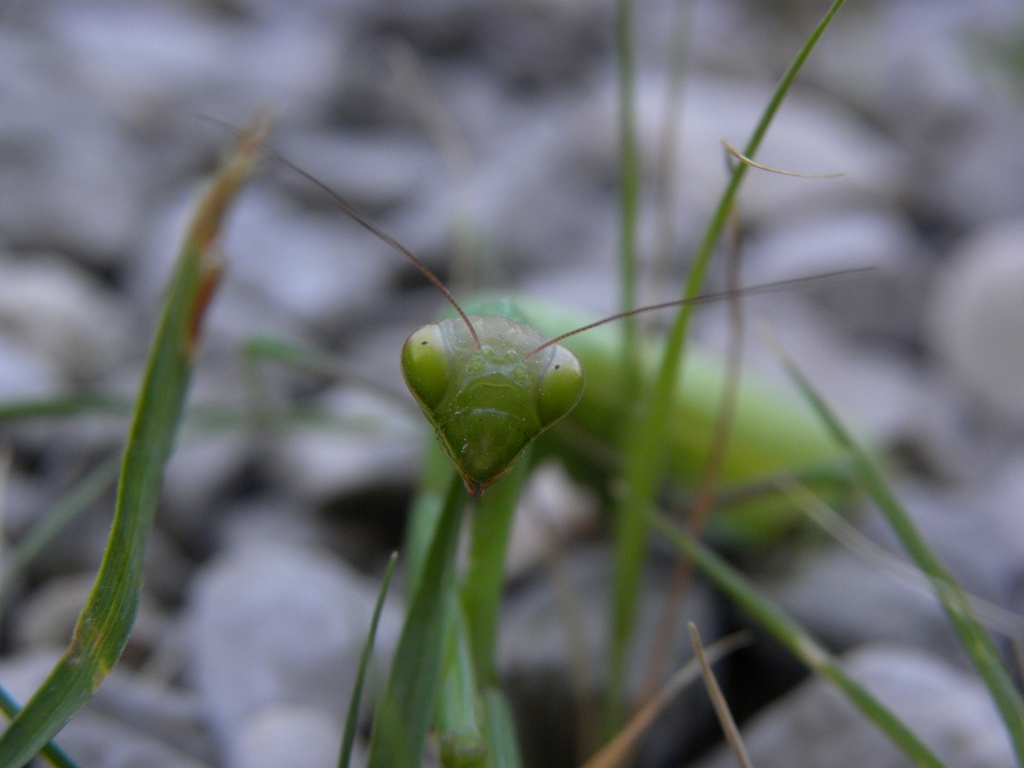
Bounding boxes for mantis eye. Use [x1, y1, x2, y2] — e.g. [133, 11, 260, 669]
[535, 345, 585, 428]
[402, 324, 450, 410]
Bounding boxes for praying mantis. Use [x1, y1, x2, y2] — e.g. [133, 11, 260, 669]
[255, 133, 867, 768]
[264, 146, 856, 530]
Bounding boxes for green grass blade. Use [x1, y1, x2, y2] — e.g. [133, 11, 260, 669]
[615, 0, 641, 396]
[647, 511, 948, 768]
[776, 347, 1024, 764]
[0, 114, 270, 768]
[0, 686, 79, 768]
[367, 472, 466, 768]
[606, 0, 848, 726]
[338, 551, 399, 768]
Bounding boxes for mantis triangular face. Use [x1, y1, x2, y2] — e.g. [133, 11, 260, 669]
[402, 315, 584, 496]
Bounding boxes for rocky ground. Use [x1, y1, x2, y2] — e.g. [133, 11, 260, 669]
[1, 0, 1023, 766]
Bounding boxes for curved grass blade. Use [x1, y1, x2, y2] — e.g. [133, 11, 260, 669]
[0, 113, 270, 768]
[606, 0, 849, 726]
[646, 511, 948, 768]
[775, 343, 1024, 764]
[338, 551, 399, 768]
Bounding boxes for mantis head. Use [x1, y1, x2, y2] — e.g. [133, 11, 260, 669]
[402, 315, 585, 496]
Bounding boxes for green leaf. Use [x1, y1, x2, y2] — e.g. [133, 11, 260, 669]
[0, 113, 270, 768]
[0, 686, 79, 768]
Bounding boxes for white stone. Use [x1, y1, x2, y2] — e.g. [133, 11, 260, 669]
[691, 644, 1014, 768]
[187, 540, 401, 749]
[0, 253, 129, 382]
[929, 219, 1024, 423]
[232, 705, 353, 768]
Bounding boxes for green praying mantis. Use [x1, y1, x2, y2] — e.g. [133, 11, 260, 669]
[257, 133, 866, 766]
[263, 145, 859, 529]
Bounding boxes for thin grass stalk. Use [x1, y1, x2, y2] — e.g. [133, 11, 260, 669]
[651, 0, 692, 296]
[615, 0, 641, 397]
[583, 633, 748, 768]
[338, 552, 398, 768]
[0, 396, 131, 421]
[482, 688, 522, 768]
[688, 623, 752, 768]
[437, 608, 486, 767]
[605, 0, 848, 728]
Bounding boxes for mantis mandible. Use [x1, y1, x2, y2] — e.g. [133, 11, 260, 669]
[261, 143, 860, 500]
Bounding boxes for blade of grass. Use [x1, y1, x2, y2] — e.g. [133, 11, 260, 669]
[338, 551, 399, 768]
[776, 474, 1024, 639]
[0, 112, 270, 768]
[606, 0, 848, 727]
[774, 340, 1024, 764]
[367, 471, 466, 768]
[647, 510, 948, 768]
[403, 440, 460, 600]
[650, 0, 692, 295]
[0, 686, 79, 768]
[615, 0, 641, 398]
[242, 336, 416, 413]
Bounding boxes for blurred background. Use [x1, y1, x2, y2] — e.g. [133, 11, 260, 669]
[1, 0, 1024, 766]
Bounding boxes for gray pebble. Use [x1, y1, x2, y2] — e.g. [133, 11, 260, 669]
[691, 644, 1013, 768]
[186, 540, 401, 755]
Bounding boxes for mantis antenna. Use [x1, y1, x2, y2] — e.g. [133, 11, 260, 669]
[524, 267, 874, 359]
[196, 114, 482, 350]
